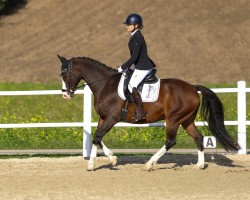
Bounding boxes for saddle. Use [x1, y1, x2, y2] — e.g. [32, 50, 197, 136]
[123, 68, 158, 103]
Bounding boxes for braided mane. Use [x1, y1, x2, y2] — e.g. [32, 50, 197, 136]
[75, 57, 117, 73]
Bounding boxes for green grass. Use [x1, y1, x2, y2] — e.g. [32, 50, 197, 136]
[0, 82, 84, 122]
[0, 82, 249, 150]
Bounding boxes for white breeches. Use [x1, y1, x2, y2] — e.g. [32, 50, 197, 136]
[128, 69, 153, 93]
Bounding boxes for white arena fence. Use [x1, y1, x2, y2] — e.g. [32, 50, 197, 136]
[0, 81, 249, 157]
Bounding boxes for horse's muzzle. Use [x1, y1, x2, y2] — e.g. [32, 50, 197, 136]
[62, 90, 75, 99]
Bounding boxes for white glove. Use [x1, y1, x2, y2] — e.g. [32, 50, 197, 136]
[118, 66, 123, 73]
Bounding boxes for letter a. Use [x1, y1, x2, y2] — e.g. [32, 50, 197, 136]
[206, 137, 214, 147]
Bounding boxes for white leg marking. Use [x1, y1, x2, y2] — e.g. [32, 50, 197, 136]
[87, 144, 97, 171]
[194, 150, 205, 169]
[144, 145, 166, 171]
[101, 142, 117, 167]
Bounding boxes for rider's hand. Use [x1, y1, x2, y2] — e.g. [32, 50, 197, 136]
[118, 66, 123, 73]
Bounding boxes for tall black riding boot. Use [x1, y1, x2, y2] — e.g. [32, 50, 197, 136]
[131, 87, 146, 122]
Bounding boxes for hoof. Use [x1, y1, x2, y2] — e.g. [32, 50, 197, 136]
[87, 161, 95, 171]
[87, 165, 95, 171]
[143, 161, 156, 171]
[110, 156, 118, 167]
[193, 163, 205, 170]
[143, 165, 152, 171]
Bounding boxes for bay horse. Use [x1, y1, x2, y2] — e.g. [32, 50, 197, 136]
[58, 55, 240, 171]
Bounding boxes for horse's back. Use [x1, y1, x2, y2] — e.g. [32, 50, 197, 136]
[159, 78, 200, 109]
[160, 78, 198, 93]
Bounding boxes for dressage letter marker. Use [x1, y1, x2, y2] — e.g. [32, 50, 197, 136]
[204, 136, 216, 148]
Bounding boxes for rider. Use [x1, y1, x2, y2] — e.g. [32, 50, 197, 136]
[118, 13, 156, 122]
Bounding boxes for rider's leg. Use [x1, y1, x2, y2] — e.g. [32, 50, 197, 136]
[128, 69, 152, 121]
[131, 87, 146, 121]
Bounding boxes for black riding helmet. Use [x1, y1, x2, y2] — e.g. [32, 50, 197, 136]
[123, 13, 143, 29]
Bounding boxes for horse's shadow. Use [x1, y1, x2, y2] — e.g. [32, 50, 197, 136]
[158, 153, 243, 168]
[94, 153, 243, 170]
[95, 165, 120, 171]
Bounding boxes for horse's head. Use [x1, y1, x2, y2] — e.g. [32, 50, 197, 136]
[58, 55, 81, 99]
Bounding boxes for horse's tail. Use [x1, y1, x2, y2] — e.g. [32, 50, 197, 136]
[195, 85, 241, 152]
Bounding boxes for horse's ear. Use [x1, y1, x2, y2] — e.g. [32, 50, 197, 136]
[57, 55, 67, 63]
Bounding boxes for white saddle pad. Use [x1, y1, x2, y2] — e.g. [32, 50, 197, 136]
[118, 73, 160, 102]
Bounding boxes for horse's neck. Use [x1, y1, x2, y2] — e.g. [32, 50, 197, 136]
[79, 59, 118, 95]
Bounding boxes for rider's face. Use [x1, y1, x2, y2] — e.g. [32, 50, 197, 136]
[126, 24, 138, 32]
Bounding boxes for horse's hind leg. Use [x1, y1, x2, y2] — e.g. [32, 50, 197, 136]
[144, 121, 179, 171]
[144, 145, 167, 171]
[183, 122, 205, 169]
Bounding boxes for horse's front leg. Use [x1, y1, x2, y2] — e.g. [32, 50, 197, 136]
[101, 141, 118, 167]
[87, 143, 117, 171]
[87, 118, 117, 171]
[87, 144, 98, 171]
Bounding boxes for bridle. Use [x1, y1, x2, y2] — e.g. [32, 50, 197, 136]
[61, 59, 122, 93]
[61, 60, 79, 93]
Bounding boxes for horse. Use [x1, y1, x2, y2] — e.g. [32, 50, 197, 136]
[58, 55, 240, 171]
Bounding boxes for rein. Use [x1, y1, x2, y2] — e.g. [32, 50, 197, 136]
[61, 59, 122, 92]
[76, 72, 122, 90]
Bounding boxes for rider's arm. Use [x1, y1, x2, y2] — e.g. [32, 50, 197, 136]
[121, 38, 142, 70]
